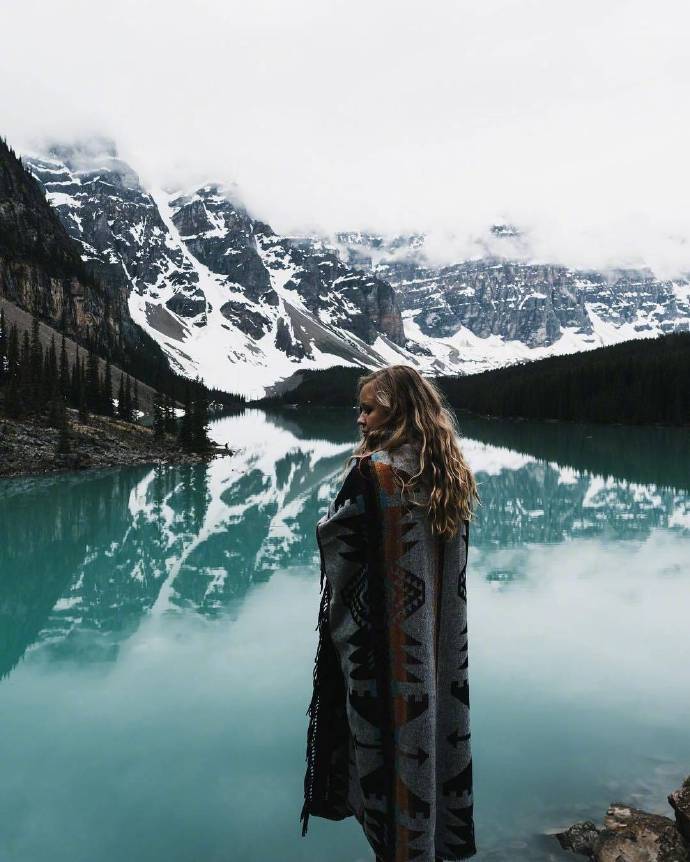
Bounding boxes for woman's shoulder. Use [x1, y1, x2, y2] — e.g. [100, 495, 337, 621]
[370, 442, 420, 474]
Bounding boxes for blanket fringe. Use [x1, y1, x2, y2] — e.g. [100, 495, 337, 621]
[300, 570, 331, 837]
[299, 799, 310, 836]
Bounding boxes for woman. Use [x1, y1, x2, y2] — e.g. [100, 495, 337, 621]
[300, 365, 480, 862]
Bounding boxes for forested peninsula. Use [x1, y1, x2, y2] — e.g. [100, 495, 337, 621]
[261, 332, 690, 427]
[0, 136, 242, 478]
[0, 306, 232, 478]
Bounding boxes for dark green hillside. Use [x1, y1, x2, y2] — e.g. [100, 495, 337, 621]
[0, 135, 243, 410]
[260, 366, 364, 407]
[0, 139, 97, 284]
[260, 333, 690, 427]
[437, 332, 690, 426]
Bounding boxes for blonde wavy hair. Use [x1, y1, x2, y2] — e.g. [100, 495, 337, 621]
[351, 365, 480, 538]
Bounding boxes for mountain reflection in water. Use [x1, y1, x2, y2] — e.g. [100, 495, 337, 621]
[0, 408, 688, 862]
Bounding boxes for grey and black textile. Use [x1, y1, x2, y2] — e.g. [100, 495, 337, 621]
[300, 444, 476, 861]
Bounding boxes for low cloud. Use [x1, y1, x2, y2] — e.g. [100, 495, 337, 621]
[2, 0, 689, 276]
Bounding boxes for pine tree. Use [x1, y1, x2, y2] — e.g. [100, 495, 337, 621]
[19, 329, 31, 416]
[47, 387, 67, 430]
[125, 375, 133, 422]
[4, 322, 21, 419]
[70, 345, 81, 408]
[178, 383, 193, 451]
[7, 322, 18, 378]
[43, 334, 58, 403]
[191, 380, 211, 452]
[41, 351, 49, 402]
[78, 356, 89, 423]
[59, 334, 69, 397]
[85, 349, 100, 413]
[29, 315, 43, 411]
[20, 329, 30, 368]
[52, 393, 71, 452]
[164, 392, 176, 433]
[6, 372, 21, 418]
[152, 391, 166, 438]
[0, 307, 6, 381]
[117, 373, 126, 420]
[102, 359, 114, 417]
[132, 378, 140, 419]
[56, 411, 71, 454]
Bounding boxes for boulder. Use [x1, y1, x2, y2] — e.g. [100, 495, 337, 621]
[669, 777, 690, 844]
[554, 820, 600, 856]
[594, 803, 690, 862]
[555, 776, 690, 862]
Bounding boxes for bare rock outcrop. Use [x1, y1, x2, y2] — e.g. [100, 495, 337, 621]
[555, 775, 690, 862]
[669, 777, 690, 844]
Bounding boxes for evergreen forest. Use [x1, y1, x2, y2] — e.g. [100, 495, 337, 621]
[438, 332, 690, 425]
[0, 309, 222, 454]
[261, 332, 690, 427]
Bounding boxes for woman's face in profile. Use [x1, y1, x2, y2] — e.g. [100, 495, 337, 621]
[356, 382, 389, 438]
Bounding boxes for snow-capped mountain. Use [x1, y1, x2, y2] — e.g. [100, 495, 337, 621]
[0, 136, 171, 380]
[25, 140, 690, 395]
[27, 142, 433, 398]
[323, 230, 690, 373]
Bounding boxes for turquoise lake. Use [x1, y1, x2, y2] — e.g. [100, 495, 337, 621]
[1, 408, 689, 862]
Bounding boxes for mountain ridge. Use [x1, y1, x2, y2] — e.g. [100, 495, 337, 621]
[0, 136, 203, 401]
[23, 139, 690, 396]
[27, 145, 429, 397]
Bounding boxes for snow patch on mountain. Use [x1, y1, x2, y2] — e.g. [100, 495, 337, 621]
[328, 231, 690, 372]
[27, 149, 430, 396]
[25, 144, 690, 396]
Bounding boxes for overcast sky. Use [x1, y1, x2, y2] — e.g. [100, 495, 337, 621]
[2, 0, 689, 274]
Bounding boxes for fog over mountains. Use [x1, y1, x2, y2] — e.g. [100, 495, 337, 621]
[26, 140, 690, 397]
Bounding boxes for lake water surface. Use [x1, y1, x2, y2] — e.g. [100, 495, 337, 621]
[1, 409, 689, 862]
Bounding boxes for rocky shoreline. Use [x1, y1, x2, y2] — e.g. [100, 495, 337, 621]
[0, 409, 232, 480]
[555, 775, 690, 861]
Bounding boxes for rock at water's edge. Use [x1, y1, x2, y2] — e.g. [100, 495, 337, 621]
[669, 777, 690, 843]
[554, 820, 600, 857]
[594, 803, 690, 862]
[555, 775, 690, 862]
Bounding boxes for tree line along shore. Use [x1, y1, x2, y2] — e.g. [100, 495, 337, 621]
[258, 331, 690, 428]
[0, 308, 232, 479]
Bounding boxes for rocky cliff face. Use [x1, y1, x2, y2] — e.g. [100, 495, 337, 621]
[556, 775, 690, 862]
[0, 136, 118, 347]
[26, 142, 197, 332]
[27, 144, 412, 396]
[329, 230, 690, 362]
[0, 137, 174, 384]
[169, 185, 405, 349]
[24, 140, 690, 394]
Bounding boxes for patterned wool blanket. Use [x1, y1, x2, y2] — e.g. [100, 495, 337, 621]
[300, 444, 476, 861]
